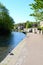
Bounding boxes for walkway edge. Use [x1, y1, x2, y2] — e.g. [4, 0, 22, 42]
[0, 37, 26, 65]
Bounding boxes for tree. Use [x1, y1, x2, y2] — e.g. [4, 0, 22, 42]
[0, 3, 14, 35]
[26, 21, 33, 28]
[29, 0, 43, 22]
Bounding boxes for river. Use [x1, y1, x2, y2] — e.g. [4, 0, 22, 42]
[0, 32, 26, 62]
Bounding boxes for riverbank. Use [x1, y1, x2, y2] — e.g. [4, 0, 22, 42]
[0, 32, 25, 62]
[0, 36, 26, 65]
[1, 33, 43, 65]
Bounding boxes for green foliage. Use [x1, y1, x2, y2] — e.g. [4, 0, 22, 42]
[29, 0, 43, 21]
[37, 26, 41, 30]
[26, 21, 33, 28]
[41, 27, 43, 30]
[0, 3, 14, 34]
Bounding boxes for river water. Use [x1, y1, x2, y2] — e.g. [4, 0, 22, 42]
[0, 32, 26, 62]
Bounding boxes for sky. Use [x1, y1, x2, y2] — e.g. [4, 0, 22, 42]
[0, 0, 35, 23]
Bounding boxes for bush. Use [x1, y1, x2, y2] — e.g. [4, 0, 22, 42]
[37, 27, 41, 30]
[41, 27, 43, 31]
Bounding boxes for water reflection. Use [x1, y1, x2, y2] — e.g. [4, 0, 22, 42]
[0, 32, 25, 62]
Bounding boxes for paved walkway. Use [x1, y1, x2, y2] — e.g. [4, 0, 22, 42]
[1, 33, 43, 65]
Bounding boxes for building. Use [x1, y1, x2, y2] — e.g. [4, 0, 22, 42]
[40, 21, 43, 27]
[18, 25, 24, 30]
